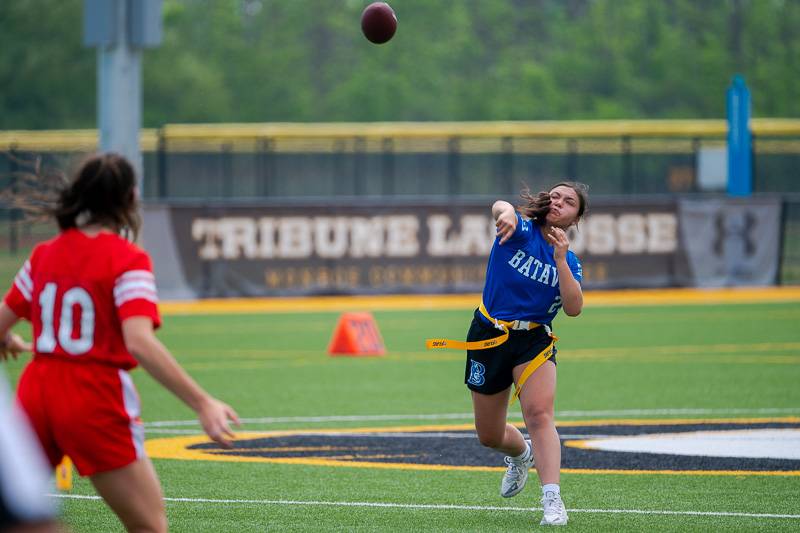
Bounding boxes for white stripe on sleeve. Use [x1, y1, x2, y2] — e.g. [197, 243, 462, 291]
[17, 261, 33, 290]
[13, 260, 33, 302]
[116, 270, 155, 284]
[114, 270, 158, 308]
[13, 278, 32, 302]
[115, 288, 159, 307]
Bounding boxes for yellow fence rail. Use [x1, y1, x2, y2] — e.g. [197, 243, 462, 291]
[1, 119, 799, 154]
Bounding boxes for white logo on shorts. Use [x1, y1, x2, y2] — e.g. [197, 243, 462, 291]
[468, 360, 486, 386]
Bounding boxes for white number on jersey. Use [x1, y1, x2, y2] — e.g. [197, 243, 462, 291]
[547, 296, 563, 314]
[36, 282, 95, 355]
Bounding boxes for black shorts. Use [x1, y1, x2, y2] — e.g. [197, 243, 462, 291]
[464, 309, 557, 395]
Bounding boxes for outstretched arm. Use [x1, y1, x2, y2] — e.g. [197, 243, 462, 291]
[492, 200, 517, 245]
[122, 317, 240, 447]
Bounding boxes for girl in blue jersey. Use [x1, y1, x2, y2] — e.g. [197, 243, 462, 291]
[468, 182, 587, 526]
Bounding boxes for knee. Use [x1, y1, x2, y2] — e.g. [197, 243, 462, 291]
[522, 404, 553, 429]
[476, 430, 505, 449]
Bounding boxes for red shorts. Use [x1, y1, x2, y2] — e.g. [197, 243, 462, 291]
[16, 357, 145, 476]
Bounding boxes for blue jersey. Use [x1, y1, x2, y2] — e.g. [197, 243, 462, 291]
[481, 213, 582, 326]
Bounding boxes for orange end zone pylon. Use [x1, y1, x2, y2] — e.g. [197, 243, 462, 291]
[55, 455, 73, 491]
[327, 312, 386, 356]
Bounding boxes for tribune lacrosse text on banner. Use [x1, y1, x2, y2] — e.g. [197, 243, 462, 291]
[142, 198, 780, 298]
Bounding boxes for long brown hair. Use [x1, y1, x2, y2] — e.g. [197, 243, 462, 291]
[6, 152, 141, 239]
[519, 181, 589, 226]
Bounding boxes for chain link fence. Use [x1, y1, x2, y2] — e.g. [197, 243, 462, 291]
[2, 120, 799, 285]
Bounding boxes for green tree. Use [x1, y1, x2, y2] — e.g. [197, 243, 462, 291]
[1, 0, 798, 129]
[0, 0, 94, 129]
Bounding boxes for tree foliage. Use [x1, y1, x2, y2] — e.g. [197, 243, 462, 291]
[1, 0, 798, 129]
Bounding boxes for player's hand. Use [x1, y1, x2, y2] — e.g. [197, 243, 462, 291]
[0, 332, 32, 361]
[545, 226, 570, 261]
[495, 210, 518, 245]
[197, 397, 241, 449]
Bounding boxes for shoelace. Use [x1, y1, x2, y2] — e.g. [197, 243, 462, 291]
[542, 495, 565, 516]
[504, 456, 526, 479]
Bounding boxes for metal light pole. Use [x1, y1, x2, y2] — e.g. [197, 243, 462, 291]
[83, 0, 162, 190]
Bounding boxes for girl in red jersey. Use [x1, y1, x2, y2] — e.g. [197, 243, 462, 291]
[0, 153, 240, 533]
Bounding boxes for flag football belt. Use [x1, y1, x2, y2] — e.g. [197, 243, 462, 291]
[425, 302, 558, 404]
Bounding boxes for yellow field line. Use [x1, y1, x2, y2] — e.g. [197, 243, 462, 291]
[160, 287, 800, 315]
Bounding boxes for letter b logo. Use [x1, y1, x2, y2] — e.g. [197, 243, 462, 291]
[467, 360, 486, 386]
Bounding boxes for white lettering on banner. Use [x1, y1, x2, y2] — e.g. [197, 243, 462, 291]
[258, 218, 276, 257]
[385, 216, 419, 257]
[350, 217, 384, 258]
[427, 215, 494, 256]
[455, 215, 495, 255]
[568, 212, 677, 256]
[191, 215, 420, 260]
[568, 225, 586, 257]
[278, 218, 312, 258]
[617, 214, 647, 254]
[189, 211, 677, 260]
[192, 219, 222, 260]
[386, 215, 419, 257]
[587, 214, 616, 255]
[426, 215, 451, 256]
[219, 218, 258, 259]
[647, 214, 678, 253]
[315, 217, 349, 259]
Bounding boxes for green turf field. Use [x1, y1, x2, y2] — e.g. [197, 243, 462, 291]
[3, 299, 800, 531]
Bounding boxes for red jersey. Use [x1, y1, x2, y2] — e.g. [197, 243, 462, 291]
[4, 229, 161, 370]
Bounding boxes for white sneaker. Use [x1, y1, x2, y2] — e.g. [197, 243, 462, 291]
[499, 439, 534, 498]
[540, 491, 568, 526]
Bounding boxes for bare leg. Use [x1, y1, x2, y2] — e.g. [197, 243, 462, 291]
[90, 458, 167, 533]
[471, 387, 527, 457]
[513, 360, 560, 485]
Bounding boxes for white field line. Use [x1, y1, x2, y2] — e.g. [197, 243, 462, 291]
[51, 493, 800, 520]
[144, 407, 800, 428]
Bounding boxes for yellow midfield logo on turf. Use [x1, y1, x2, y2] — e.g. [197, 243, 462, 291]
[145, 418, 800, 476]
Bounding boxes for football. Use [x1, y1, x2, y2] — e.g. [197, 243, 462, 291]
[361, 2, 397, 44]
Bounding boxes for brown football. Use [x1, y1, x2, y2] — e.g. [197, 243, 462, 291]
[361, 2, 397, 44]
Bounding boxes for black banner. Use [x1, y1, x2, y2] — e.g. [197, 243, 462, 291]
[148, 198, 695, 297]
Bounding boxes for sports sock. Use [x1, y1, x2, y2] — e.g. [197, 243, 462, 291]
[542, 483, 560, 497]
[511, 441, 531, 462]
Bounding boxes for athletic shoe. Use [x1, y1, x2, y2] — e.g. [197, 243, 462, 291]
[540, 490, 568, 526]
[499, 439, 534, 498]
